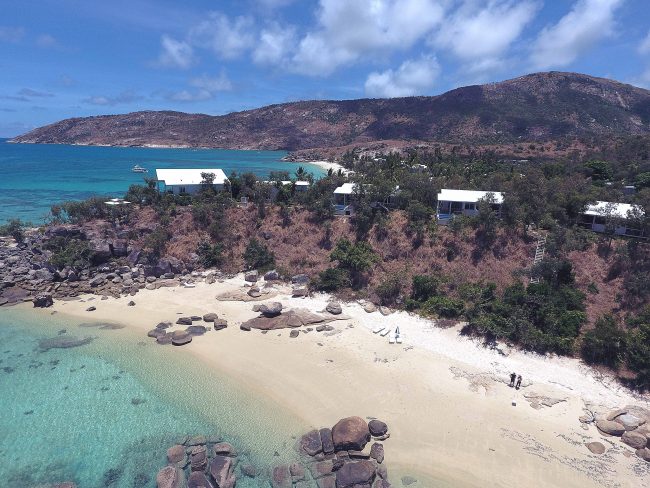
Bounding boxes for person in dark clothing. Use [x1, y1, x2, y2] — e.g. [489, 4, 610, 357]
[516, 375, 522, 390]
[509, 372, 516, 387]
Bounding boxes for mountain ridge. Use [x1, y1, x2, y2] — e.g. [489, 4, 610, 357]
[11, 71, 650, 153]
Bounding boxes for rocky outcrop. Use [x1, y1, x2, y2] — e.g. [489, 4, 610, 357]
[241, 307, 347, 331]
[33, 293, 54, 307]
[335, 460, 376, 488]
[209, 456, 236, 488]
[621, 431, 648, 449]
[156, 466, 185, 488]
[596, 420, 626, 436]
[332, 416, 371, 451]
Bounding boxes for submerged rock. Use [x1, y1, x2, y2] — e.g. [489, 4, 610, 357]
[38, 336, 93, 351]
[33, 293, 53, 308]
[271, 464, 291, 488]
[209, 455, 236, 488]
[156, 466, 185, 488]
[335, 460, 376, 488]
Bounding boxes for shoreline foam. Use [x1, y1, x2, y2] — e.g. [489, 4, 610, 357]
[43, 276, 649, 487]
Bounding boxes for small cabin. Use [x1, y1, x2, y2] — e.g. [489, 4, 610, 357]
[333, 183, 400, 216]
[266, 180, 311, 201]
[155, 168, 229, 195]
[436, 189, 504, 223]
[579, 201, 645, 238]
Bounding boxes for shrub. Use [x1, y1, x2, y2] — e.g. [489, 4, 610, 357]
[196, 241, 223, 268]
[423, 296, 465, 318]
[144, 227, 170, 259]
[330, 238, 378, 288]
[375, 274, 403, 305]
[316, 267, 351, 292]
[243, 238, 275, 271]
[581, 315, 627, 368]
[0, 219, 25, 242]
[45, 237, 92, 269]
[411, 275, 441, 302]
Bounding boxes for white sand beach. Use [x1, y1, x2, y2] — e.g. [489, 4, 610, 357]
[300, 160, 351, 175]
[47, 276, 649, 488]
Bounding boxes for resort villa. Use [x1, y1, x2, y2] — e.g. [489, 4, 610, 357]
[155, 169, 229, 195]
[436, 189, 504, 223]
[333, 183, 399, 216]
[579, 201, 645, 237]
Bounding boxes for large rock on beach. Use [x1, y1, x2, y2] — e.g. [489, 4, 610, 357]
[33, 293, 53, 308]
[264, 270, 280, 281]
[156, 466, 185, 488]
[617, 413, 644, 431]
[209, 455, 235, 488]
[622, 431, 648, 449]
[326, 302, 342, 315]
[332, 416, 371, 451]
[363, 303, 377, 313]
[368, 420, 388, 437]
[176, 317, 193, 325]
[259, 302, 283, 317]
[171, 330, 192, 346]
[596, 420, 626, 436]
[213, 319, 228, 330]
[241, 308, 330, 330]
[186, 325, 208, 336]
[244, 270, 258, 282]
[300, 429, 323, 456]
[213, 442, 236, 456]
[636, 447, 650, 462]
[320, 427, 335, 454]
[291, 274, 309, 285]
[586, 442, 606, 454]
[292, 286, 308, 297]
[203, 313, 219, 322]
[335, 460, 376, 488]
[370, 443, 384, 463]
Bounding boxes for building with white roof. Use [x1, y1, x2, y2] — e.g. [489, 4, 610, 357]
[155, 168, 229, 195]
[580, 201, 645, 237]
[332, 183, 400, 216]
[436, 189, 504, 223]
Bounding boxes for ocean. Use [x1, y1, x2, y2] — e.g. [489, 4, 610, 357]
[0, 306, 305, 487]
[0, 139, 324, 224]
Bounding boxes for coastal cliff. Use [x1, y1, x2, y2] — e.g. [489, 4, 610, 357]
[11, 72, 650, 154]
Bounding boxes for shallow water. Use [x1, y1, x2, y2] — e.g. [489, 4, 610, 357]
[0, 139, 325, 223]
[0, 306, 306, 487]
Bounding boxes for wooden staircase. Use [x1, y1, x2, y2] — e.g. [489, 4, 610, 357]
[529, 233, 547, 284]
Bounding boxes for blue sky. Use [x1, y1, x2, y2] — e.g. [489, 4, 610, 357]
[1, 0, 649, 137]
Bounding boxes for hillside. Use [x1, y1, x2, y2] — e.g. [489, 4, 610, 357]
[11, 72, 650, 152]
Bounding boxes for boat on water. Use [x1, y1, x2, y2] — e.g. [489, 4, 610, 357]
[131, 164, 148, 173]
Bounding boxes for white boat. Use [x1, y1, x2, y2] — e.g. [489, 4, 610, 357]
[131, 164, 148, 173]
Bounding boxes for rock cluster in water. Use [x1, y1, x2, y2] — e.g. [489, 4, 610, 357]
[270, 416, 391, 488]
[580, 404, 650, 462]
[152, 417, 392, 488]
[147, 315, 228, 346]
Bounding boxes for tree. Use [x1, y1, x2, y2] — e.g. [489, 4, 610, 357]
[330, 238, 378, 287]
[243, 238, 275, 271]
[581, 315, 627, 368]
[0, 219, 25, 243]
[583, 160, 613, 182]
[475, 193, 499, 246]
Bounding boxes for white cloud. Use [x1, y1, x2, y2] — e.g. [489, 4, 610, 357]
[82, 91, 142, 106]
[530, 0, 624, 70]
[292, 0, 446, 76]
[18, 88, 54, 98]
[365, 56, 440, 98]
[639, 31, 650, 55]
[257, 0, 295, 7]
[189, 12, 254, 60]
[190, 72, 232, 92]
[0, 26, 25, 43]
[36, 34, 59, 48]
[253, 23, 297, 66]
[156, 35, 195, 69]
[167, 72, 233, 102]
[435, 0, 539, 70]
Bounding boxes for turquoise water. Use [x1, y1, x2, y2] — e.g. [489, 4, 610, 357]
[0, 307, 305, 488]
[0, 139, 324, 223]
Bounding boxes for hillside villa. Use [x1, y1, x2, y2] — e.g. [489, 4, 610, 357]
[333, 183, 399, 216]
[436, 189, 504, 224]
[155, 168, 229, 195]
[579, 201, 645, 237]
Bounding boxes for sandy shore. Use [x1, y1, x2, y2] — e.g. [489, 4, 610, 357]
[48, 277, 649, 488]
[297, 160, 351, 175]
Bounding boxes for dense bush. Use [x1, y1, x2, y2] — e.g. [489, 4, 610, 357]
[45, 236, 92, 269]
[0, 219, 25, 242]
[196, 241, 223, 268]
[330, 238, 378, 287]
[316, 267, 351, 292]
[580, 315, 627, 368]
[243, 238, 275, 271]
[375, 274, 403, 306]
[422, 296, 465, 318]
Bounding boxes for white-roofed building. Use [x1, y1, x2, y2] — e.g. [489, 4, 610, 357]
[332, 183, 400, 216]
[580, 201, 645, 238]
[436, 189, 504, 223]
[155, 168, 229, 195]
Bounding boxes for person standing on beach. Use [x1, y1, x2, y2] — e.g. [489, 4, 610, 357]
[510, 372, 516, 387]
[516, 375, 522, 389]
